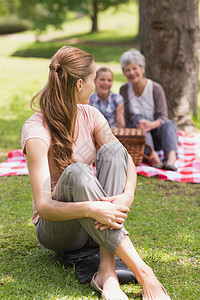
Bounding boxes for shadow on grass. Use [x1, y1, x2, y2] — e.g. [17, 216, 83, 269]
[11, 41, 131, 62]
[47, 31, 138, 44]
[1, 248, 91, 299]
[11, 32, 140, 62]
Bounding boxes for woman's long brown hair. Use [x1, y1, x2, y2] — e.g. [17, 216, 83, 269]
[31, 46, 94, 173]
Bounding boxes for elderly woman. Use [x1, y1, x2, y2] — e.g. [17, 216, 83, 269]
[119, 49, 177, 171]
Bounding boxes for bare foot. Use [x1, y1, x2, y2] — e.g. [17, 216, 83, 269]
[141, 269, 171, 300]
[95, 271, 128, 300]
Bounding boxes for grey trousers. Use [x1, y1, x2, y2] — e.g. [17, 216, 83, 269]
[36, 142, 129, 254]
[146, 120, 178, 161]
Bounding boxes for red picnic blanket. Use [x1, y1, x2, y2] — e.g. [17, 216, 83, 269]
[137, 131, 200, 183]
[0, 131, 200, 183]
[0, 149, 28, 176]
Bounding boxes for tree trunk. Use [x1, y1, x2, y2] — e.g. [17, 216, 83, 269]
[91, 0, 98, 32]
[138, 0, 143, 40]
[140, 0, 199, 132]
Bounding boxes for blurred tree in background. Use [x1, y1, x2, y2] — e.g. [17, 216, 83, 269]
[67, 0, 131, 32]
[0, 0, 19, 15]
[0, 0, 131, 34]
[0, 0, 69, 35]
[140, 0, 199, 131]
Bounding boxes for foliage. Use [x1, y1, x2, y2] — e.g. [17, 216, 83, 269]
[0, 0, 69, 34]
[0, 0, 20, 15]
[0, 0, 132, 34]
[0, 15, 30, 34]
[67, 0, 132, 31]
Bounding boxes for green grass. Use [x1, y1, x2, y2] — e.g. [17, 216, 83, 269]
[0, 176, 199, 299]
[0, 3, 200, 299]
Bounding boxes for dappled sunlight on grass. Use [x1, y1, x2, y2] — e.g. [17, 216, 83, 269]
[177, 232, 197, 245]
[0, 169, 200, 299]
[1, 275, 16, 284]
[123, 284, 142, 300]
[26, 218, 35, 227]
[142, 248, 179, 263]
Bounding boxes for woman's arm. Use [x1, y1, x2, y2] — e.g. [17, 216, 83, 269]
[137, 81, 168, 130]
[116, 103, 125, 128]
[26, 138, 91, 221]
[153, 81, 168, 124]
[26, 138, 129, 228]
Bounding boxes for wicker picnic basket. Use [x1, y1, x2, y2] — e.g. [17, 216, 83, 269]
[111, 127, 153, 166]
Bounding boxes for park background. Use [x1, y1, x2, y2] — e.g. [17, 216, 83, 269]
[0, 1, 200, 299]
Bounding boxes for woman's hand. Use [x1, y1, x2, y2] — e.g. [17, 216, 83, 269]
[137, 119, 153, 132]
[100, 193, 133, 207]
[90, 201, 130, 231]
[137, 119, 161, 132]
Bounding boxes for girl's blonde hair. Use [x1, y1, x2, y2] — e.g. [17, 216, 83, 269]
[96, 67, 113, 79]
[31, 46, 94, 173]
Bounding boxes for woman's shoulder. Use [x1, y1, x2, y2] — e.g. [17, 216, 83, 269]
[149, 80, 167, 107]
[151, 80, 164, 93]
[77, 104, 102, 118]
[77, 104, 106, 130]
[119, 82, 129, 92]
[23, 111, 43, 125]
[21, 111, 51, 152]
[22, 111, 48, 133]
[119, 83, 129, 102]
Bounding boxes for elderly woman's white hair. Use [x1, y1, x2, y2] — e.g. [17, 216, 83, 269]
[120, 48, 146, 69]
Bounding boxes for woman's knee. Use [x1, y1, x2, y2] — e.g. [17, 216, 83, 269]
[53, 163, 94, 200]
[62, 163, 95, 189]
[53, 162, 100, 203]
[96, 142, 128, 165]
[162, 120, 177, 132]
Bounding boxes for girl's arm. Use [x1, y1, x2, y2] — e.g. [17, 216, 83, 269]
[25, 138, 129, 228]
[116, 103, 125, 128]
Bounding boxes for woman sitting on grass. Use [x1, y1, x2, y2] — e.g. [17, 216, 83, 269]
[21, 45, 171, 300]
[89, 67, 125, 128]
[120, 49, 178, 171]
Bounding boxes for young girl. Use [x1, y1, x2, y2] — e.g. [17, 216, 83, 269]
[21, 46, 171, 300]
[89, 67, 125, 128]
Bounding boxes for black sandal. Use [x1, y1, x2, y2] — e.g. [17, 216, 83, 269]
[153, 162, 165, 169]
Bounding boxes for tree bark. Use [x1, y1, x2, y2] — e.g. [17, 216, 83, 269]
[140, 0, 199, 131]
[138, 0, 143, 40]
[91, 0, 98, 32]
